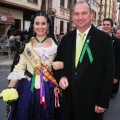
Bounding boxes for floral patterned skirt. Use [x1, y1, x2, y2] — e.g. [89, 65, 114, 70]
[8, 78, 63, 120]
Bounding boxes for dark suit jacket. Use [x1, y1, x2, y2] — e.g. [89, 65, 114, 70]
[53, 25, 114, 120]
[112, 35, 120, 79]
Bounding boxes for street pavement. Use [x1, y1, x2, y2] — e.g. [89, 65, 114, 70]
[0, 55, 120, 120]
[104, 92, 120, 120]
[0, 56, 13, 120]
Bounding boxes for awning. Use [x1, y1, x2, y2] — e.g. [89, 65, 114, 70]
[0, 12, 14, 24]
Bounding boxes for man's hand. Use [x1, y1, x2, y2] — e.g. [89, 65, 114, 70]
[59, 77, 69, 90]
[94, 105, 105, 113]
[113, 78, 118, 84]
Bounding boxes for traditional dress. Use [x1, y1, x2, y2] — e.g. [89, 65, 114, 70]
[7, 38, 63, 120]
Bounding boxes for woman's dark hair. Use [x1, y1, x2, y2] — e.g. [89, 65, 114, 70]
[27, 10, 57, 44]
[10, 10, 58, 72]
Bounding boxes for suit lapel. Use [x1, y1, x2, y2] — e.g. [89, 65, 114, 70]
[71, 31, 77, 69]
[65, 29, 77, 71]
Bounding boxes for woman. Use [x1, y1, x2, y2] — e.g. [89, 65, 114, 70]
[6, 10, 63, 120]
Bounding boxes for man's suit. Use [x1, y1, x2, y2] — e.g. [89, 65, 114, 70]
[53, 25, 114, 120]
[111, 35, 120, 96]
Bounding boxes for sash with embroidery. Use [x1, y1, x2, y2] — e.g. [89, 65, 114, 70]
[23, 42, 60, 108]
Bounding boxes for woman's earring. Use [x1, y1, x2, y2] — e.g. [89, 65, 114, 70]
[47, 30, 49, 35]
[33, 31, 35, 36]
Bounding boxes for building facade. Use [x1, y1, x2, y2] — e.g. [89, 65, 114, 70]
[97, 0, 117, 27]
[0, 0, 41, 34]
[88, 0, 99, 26]
[0, 0, 119, 35]
[116, 1, 120, 28]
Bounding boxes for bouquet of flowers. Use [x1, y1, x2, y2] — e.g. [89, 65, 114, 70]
[0, 88, 19, 105]
[0, 87, 19, 118]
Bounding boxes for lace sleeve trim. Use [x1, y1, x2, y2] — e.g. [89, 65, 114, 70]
[7, 71, 25, 80]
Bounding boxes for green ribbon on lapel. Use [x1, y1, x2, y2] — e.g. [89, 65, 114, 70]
[31, 69, 36, 92]
[112, 40, 114, 44]
[80, 39, 93, 63]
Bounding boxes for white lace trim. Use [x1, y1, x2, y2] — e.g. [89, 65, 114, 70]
[34, 41, 57, 55]
[35, 47, 57, 55]
[34, 41, 57, 61]
[7, 72, 25, 80]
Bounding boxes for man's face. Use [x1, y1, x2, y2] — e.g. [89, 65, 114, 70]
[73, 3, 93, 32]
[102, 21, 113, 34]
[115, 30, 120, 39]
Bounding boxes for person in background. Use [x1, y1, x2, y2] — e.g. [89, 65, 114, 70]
[7, 27, 12, 38]
[58, 34, 64, 43]
[53, 1, 114, 120]
[55, 34, 61, 45]
[103, 18, 120, 99]
[55, 34, 64, 45]
[1, 10, 63, 120]
[0, 33, 8, 43]
[114, 29, 120, 39]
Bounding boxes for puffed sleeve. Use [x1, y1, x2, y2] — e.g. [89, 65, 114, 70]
[7, 53, 27, 80]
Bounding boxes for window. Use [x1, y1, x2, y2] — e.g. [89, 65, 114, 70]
[74, 0, 77, 3]
[42, 0, 46, 5]
[27, 0, 38, 4]
[67, 22, 70, 33]
[41, 0, 46, 12]
[60, 21, 64, 33]
[60, 0, 64, 7]
[67, 0, 70, 9]
[0, 24, 4, 34]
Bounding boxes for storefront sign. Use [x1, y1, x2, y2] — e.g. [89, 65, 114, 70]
[1, 16, 7, 21]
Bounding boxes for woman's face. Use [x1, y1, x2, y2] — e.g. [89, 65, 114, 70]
[33, 16, 49, 37]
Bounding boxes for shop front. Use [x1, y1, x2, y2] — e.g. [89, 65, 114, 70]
[0, 12, 14, 35]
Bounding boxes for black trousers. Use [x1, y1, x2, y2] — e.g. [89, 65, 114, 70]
[112, 80, 119, 95]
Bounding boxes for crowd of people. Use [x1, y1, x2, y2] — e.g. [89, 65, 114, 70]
[0, 28, 29, 56]
[0, 0, 120, 120]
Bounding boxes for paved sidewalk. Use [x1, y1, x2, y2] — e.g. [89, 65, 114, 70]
[0, 55, 14, 69]
[0, 56, 120, 120]
[0, 68, 120, 119]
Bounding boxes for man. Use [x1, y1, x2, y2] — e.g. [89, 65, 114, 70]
[114, 29, 120, 39]
[103, 18, 120, 99]
[7, 27, 12, 38]
[53, 1, 114, 120]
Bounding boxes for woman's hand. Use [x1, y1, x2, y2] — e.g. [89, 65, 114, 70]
[52, 61, 64, 70]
